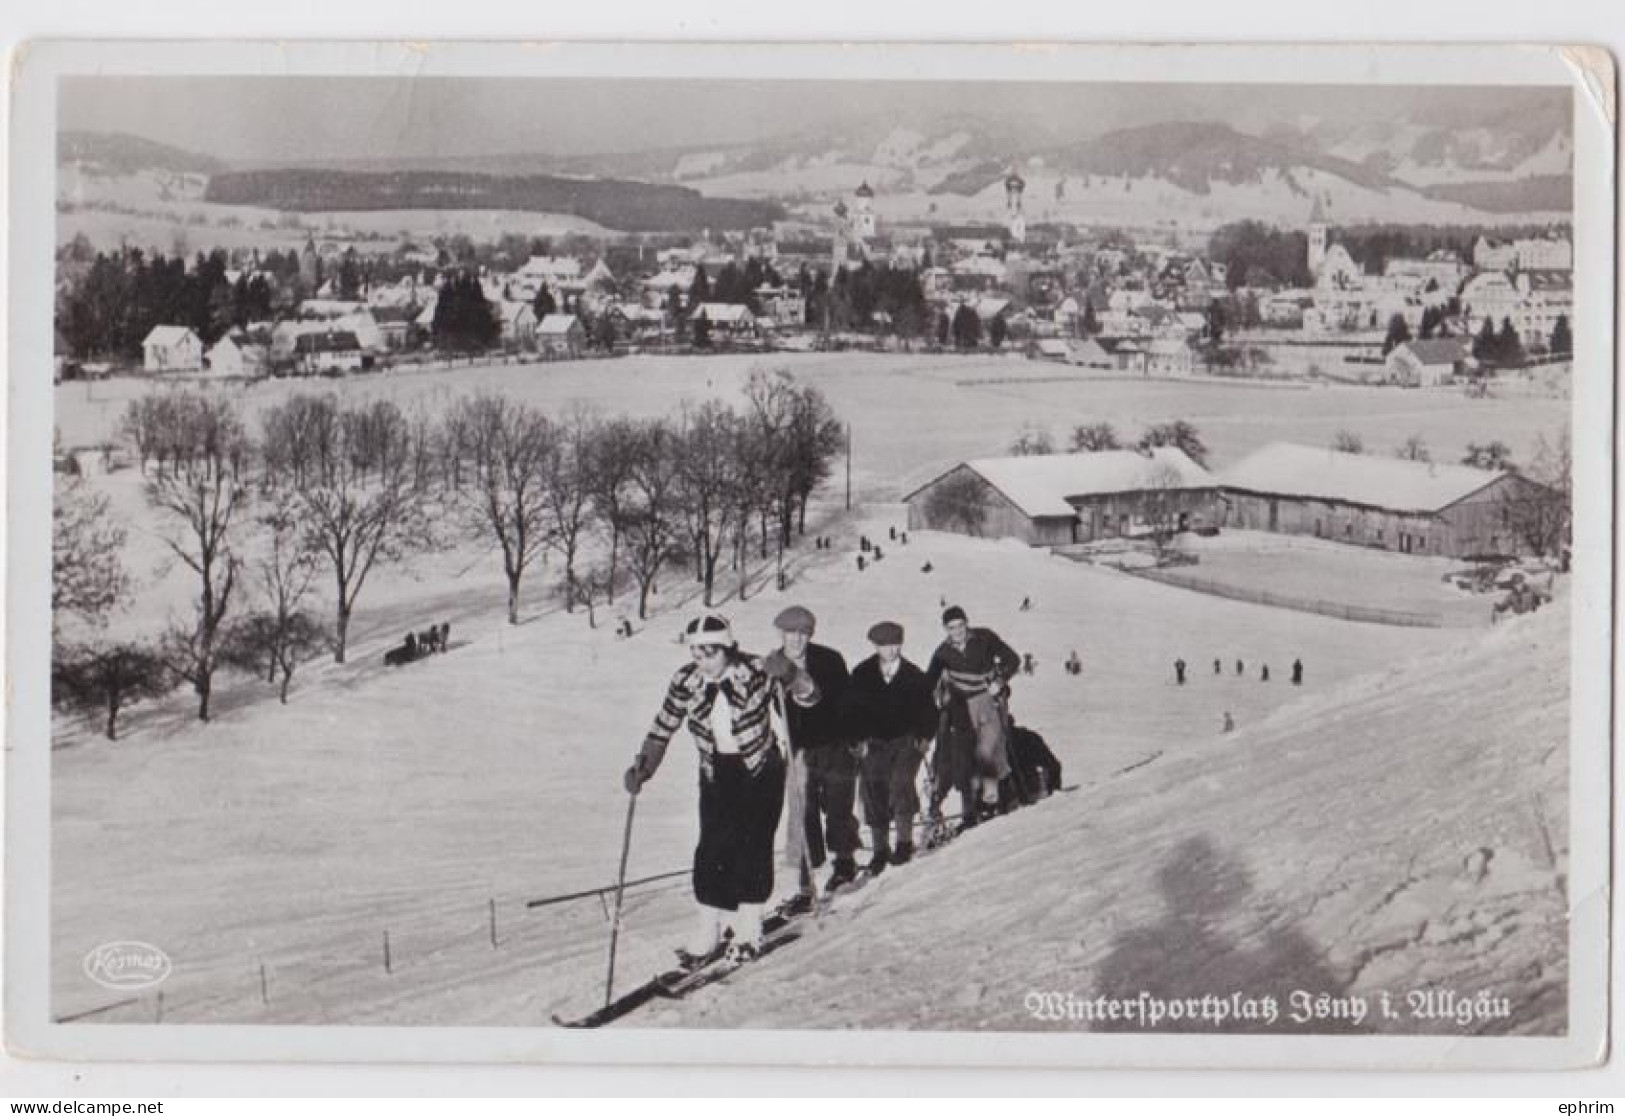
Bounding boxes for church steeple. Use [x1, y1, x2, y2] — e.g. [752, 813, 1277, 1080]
[1307, 193, 1329, 278]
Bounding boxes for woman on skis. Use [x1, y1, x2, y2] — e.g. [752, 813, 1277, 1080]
[623, 613, 788, 966]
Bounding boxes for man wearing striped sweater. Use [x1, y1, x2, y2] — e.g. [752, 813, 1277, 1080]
[925, 605, 1021, 822]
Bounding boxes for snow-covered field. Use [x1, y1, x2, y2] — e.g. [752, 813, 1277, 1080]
[48, 352, 1571, 1033]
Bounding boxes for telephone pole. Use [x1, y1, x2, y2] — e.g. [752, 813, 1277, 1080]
[845, 423, 852, 511]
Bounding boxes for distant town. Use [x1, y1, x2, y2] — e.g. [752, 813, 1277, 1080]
[55, 168, 1573, 391]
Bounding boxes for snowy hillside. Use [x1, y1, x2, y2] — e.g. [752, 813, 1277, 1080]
[668, 598, 1569, 1034]
[51, 487, 1566, 1033]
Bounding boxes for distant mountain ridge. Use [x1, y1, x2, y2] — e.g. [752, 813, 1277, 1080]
[59, 130, 226, 176]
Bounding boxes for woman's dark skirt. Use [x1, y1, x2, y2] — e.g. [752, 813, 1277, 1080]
[693, 748, 786, 910]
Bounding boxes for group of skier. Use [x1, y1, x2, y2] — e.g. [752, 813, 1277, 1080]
[623, 602, 1024, 968]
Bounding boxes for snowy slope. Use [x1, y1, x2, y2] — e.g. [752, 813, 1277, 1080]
[51, 489, 1563, 1031]
[667, 601, 1569, 1034]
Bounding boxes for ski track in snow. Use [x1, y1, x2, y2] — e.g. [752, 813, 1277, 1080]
[49, 355, 1569, 1034]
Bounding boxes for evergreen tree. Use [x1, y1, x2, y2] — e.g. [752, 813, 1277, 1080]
[1472, 316, 1498, 362]
[1382, 313, 1412, 356]
[689, 264, 711, 308]
[1550, 314, 1572, 356]
[1497, 317, 1523, 364]
[532, 282, 557, 319]
[951, 303, 982, 350]
[1081, 301, 1102, 336]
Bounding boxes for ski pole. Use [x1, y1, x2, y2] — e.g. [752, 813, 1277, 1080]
[603, 788, 639, 1010]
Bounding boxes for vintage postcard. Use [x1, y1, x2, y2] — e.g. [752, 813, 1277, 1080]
[4, 40, 1612, 1071]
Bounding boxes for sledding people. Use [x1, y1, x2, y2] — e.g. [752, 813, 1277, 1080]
[624, 613, 787, 965]
[1174, 658, 1187, 685]
[926, 605, 1021, 825]
[846, 621, 938, 874]
[764, 605, 857, 904]
[1292, 658, 1304, 686]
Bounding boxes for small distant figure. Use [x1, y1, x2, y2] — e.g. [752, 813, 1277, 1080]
[405, 631, 419, 660]
[857, 555, 867, 572]
[900, 532, 909, 545]
[1222, 711, 1235, 734]
[889, 526, 897, 541]
[921, 561, 934, 574]
[1213, 658, 1221, 675]
[1174, 658, 1187, 685]
[439, 621, 451, 652]
[873, 546, 884, 561]
[939, 595, 947, 608]
[617, 618, 634, 639]
[1022, 653, 1036, 676]
[1235, 658, 1245, 677]
[1292, 658, 1304, 686]
[1260, 664, 1270, 682]
[861, 536, 872, 553]
[1019, 596, 1032, 612]
[1065, 650, 1082, 676]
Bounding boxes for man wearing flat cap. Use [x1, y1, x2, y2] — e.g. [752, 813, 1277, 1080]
[846, 621, 938, 872]
[761, 605, 857, 901]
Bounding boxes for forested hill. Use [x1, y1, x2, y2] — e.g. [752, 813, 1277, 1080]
[204, 169, 784, 232]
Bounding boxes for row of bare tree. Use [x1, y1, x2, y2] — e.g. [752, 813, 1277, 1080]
[52, 368, 846, 739]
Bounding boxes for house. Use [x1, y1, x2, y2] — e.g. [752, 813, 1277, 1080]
[903, 447, 1217, 547]
[1068, 338, 1118, 369]
[205, 333, 270, 379]
[1146, 335, 1196, 377]
[371, 305, 419, 351]
[691, 303, 758, 336]
[1219, 441, 1554, 557]
[1030, 338, 1073, 363]
[495, 300, 539, 351]
[142, 326, 204, 373]
[537, 314, 586, 358]
[294, 330, 367, 375]
[1385, 338, 1473, 387]
[754, 286, 807, 329]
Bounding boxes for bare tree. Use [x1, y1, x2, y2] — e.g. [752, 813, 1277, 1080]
[1140, 461, 1189, 561]
[1069, 422, 1122, 452]
[673, 401, 743, 607]
[52, 641, 171, 741]
[222, 497, 329, 702]
[1137, 420, 1208, 466]
[53, 476, 129, 635]
[1395, 434, 1432, 463]
[587, 416, 642, 605]
[451, 393, 555, 625]
[145, 394, 250, 722]
[1502, 429, 1571, 560]
[1332, 430, 1366, 454]
[261, 394, 430, 663]
[782, 377, 845, 541]
[1462, 441, 1515, 471]
[622, 419, 682, 620]
[1009, 424, 1057, 456]
[923, 470, 989, 536]
[543, 407, 598, 613]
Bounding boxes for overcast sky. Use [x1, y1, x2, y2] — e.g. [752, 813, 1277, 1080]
[59, 77, 1568, 163]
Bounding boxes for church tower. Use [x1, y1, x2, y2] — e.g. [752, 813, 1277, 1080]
[854, 181, 876, 241]
[1307, 194, 1329, 279]
[832, 197, 850, 272]
[1004, 165, 1027, 245]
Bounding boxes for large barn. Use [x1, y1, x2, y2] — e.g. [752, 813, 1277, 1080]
[904, 448, 1217, 547]
[1219, 442, 1554, 558]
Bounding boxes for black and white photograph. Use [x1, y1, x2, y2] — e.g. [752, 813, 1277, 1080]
[4, 40, 1612, 1072]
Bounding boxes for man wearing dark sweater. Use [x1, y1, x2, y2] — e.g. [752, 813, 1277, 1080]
[846, 621, 938, 873]
[762, 605, 857, 900]
[926, 605, 1021, 821]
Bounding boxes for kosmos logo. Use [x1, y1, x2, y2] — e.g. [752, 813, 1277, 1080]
[82, 941, 172, 990]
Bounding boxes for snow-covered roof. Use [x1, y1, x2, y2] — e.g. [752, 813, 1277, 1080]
[910, 448, 1214, 520]
[143, 325, 198, 347]
[1221, 442, 1505, 514]
[692, 302, 754, 324]
[1391, 338, 1470, 367]
[538, 313, 581, 335]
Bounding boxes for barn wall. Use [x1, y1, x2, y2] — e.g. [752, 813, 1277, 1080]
[1070, 489, 1219, 543]
[1220, 489, 1446, 555]
[1438, 475, 1550, 557]
[906, 465, 1045, 544]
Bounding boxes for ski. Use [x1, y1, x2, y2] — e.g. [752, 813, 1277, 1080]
[652, 923, 802, 999]
[551, 910, 795, 1027]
